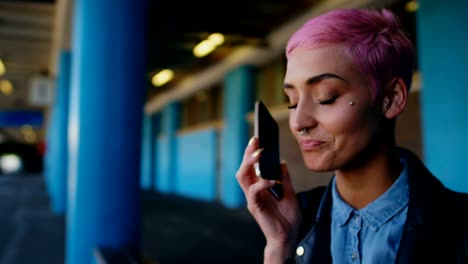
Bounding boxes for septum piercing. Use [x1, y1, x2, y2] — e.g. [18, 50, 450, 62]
[298, 128, 308, 136]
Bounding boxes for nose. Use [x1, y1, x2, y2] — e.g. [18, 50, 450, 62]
[290, 101, 318, 132]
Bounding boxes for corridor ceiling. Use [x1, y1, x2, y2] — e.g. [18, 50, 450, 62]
[0, 0, 320, 143]
[145, 0, 322, 93]
[0, 0, 413, 143]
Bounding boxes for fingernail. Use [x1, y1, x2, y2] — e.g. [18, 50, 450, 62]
[254, 163, 261, 178]
[280, 160, 287, 164]
[251, 148, 264, 158]
[248, 136, 255, 146]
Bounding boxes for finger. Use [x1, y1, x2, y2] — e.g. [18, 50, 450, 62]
[236, 148, 264, 193]
[243, 136, 258, 158]
[247, 178, 276, 206]
[237, 136, 259, 184]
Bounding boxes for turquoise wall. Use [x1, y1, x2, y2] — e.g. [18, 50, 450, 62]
[155, 136, 171, 193]
[417, 0, 468, 193]
[175, 128, 218, 201]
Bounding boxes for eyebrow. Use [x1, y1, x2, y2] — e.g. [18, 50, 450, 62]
[283, 72, 348, 89]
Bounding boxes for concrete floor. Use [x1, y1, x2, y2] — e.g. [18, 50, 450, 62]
[0, 174, 64, 264]
[0, 175, 265, 264]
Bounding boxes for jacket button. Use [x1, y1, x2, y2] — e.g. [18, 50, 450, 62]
[296, 246, 305, 256]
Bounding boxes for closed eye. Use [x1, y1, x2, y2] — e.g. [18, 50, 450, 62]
[318, 98, 336, 105]
[288, 97, 337, 109]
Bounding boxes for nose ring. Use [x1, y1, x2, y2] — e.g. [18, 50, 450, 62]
[298, 128, 308, 136]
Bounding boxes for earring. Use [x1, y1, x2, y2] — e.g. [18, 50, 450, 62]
[384, 101, 390, 109]
[349, 101, 355, 106]
[298, 128, 308, 136]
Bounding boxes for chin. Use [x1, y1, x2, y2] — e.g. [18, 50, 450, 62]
[302, 155, 336, 172]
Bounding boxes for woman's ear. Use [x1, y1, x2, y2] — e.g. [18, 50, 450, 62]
[382, 77, 408, 119]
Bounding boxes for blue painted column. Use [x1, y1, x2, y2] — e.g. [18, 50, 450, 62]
[221, 66, 255, 208]
[48, 50, 71, 214]
[417, 1, 468, 193]
[140, 113, 156, 190]
[66, 0, 146, 263]
[43, 108, 55, 196]
[155, 103, 180, 193]
[152, 113, 161, 191]
[140, 113, 153, 190]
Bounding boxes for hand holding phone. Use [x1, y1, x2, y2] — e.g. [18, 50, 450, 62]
[254, 100, 284, 200]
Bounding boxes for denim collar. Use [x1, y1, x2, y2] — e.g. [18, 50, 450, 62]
[331, 158, 410, 231]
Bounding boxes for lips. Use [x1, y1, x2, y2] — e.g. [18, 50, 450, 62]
[298, 138, 326, 151]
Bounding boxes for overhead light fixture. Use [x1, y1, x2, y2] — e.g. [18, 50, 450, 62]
[0, 79, 13, 95]
[208, 33, 224, 46]
[152, 69, 174, 87]
[193, 40, 216, 58]
[0, 58, 5, 76]
[405, 0, 419, 12]
[193, 33, 225, 58]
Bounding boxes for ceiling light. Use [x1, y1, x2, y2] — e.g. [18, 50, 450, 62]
[0, 59, 5, 76]
[405, 0, 419, 12]
[152, 69, 174, 87]
[193, 40, 216, 58]
[0, 79, 13, 95]
[208, 33, 224, 46]
[193, 33, 225, 58]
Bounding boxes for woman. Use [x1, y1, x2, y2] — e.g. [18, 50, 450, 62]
[236, 8, 468, 264]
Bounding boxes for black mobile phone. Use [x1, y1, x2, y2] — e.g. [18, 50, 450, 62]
[254, 100, 284, 200]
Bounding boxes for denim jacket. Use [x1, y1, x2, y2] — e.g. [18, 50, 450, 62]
[287, 148, 468, 264]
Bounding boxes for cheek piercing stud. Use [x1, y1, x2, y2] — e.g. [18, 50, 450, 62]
[298, 128, 308, 136]
[349, 101, 355, 106]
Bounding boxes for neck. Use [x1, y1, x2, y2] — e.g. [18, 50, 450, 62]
[334, 145, 402, 209]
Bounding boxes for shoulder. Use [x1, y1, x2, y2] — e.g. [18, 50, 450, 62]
[437, 188, 468, 259]
[441, 188, 468, 223]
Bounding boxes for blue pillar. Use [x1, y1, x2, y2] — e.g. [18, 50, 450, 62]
[66, 0, 146, 263]
[140, 113, 154, 190]
[48, 50, 71, 214]
[43, 108, 55, 196]
[417, 1, 468, 193]
[152, 113, 161, 191]
[221, 66, 255, 208]
[155, 103, 180, 193]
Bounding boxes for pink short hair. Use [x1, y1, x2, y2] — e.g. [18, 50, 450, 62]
[286, 8, 415, 100]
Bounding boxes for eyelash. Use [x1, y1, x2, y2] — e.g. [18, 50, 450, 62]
[287, 98, 337, 109]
